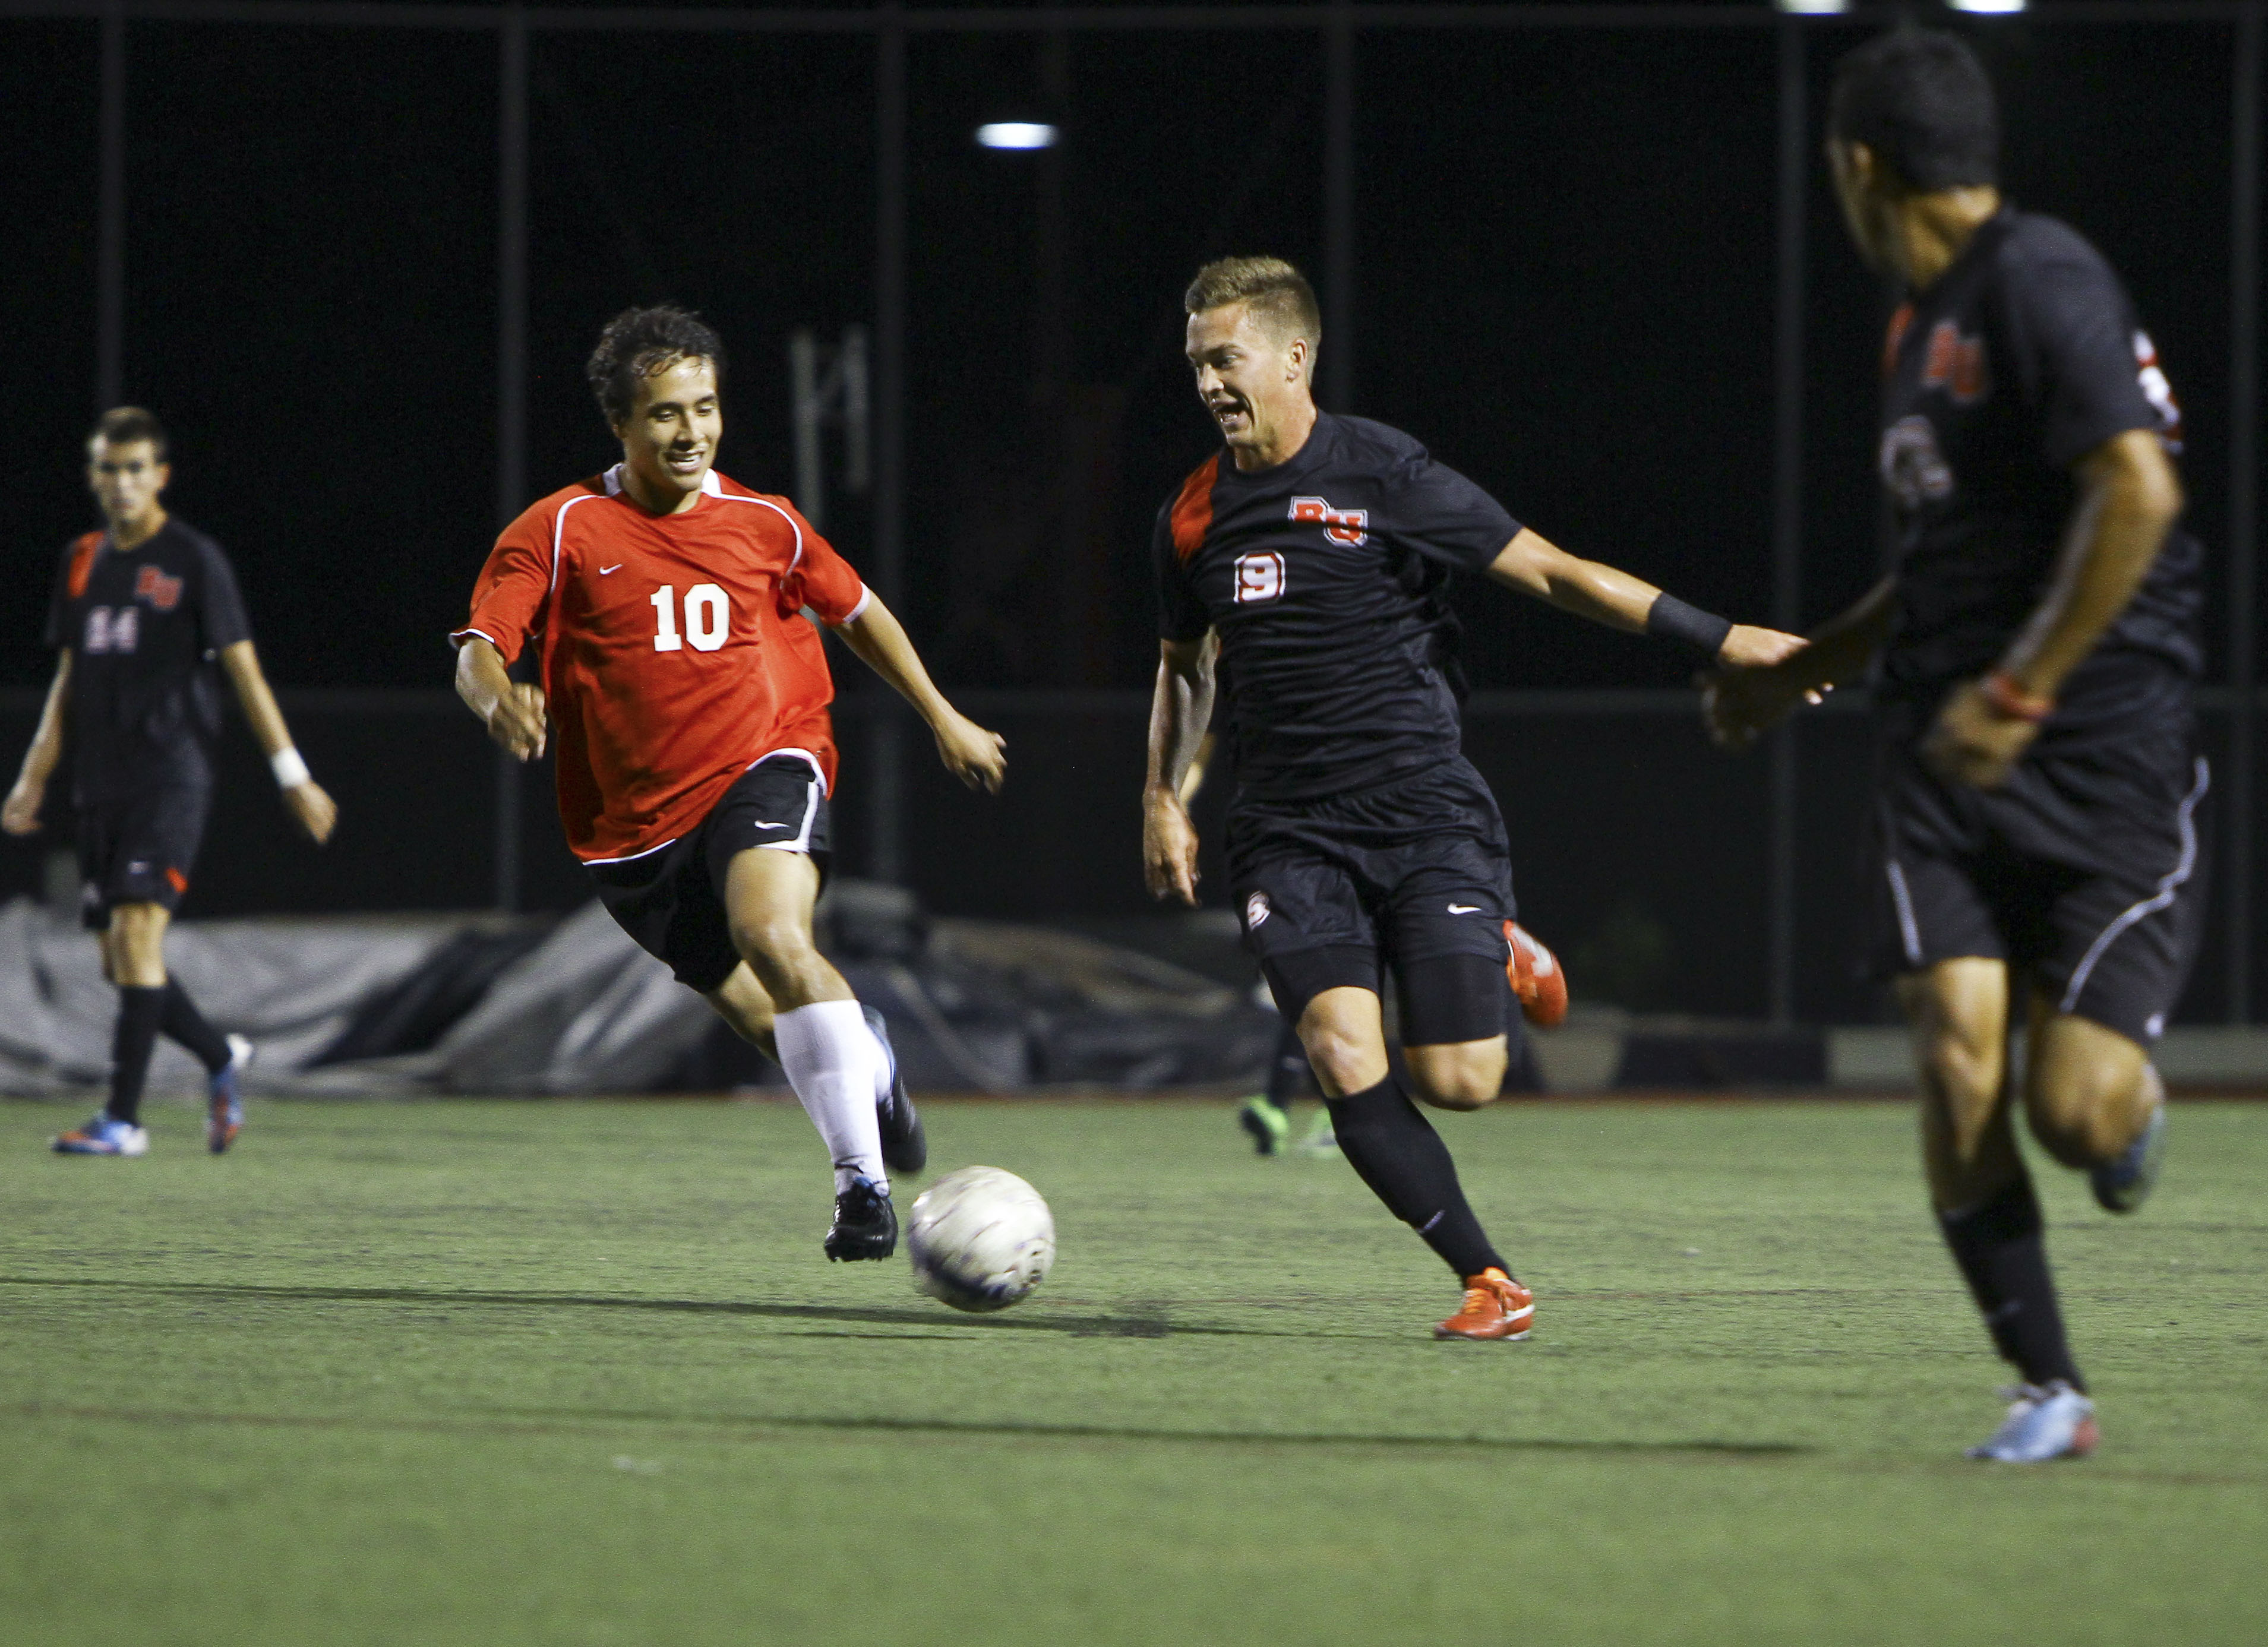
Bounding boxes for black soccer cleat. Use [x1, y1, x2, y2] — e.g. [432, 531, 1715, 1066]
[862, 1003, 927, 1175]
[825, 1174, 898, 1262]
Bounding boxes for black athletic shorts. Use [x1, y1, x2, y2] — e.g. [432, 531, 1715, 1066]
[1866, 718, 2209, 1045]
[586, 753, 832, 992]
[77, 785, 210, 930]
[1227, 755, 1519, 1046]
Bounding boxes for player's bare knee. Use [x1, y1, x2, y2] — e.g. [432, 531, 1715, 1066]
[1300, 1033, 1372, 1098]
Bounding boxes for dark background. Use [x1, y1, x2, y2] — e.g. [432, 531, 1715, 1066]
[0, 2, 2258, 1024]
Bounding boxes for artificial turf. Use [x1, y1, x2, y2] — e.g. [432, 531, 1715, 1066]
[1, 1094, 2261, 1646]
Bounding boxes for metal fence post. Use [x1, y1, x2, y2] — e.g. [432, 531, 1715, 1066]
[1323, 0, 1355, 414]
[870, 2, 908, 884]
[1767, 15, 1806, 1028]
[492, 2, 529, 912]
[94, 0, 125, 410]
[2226, 2, 2262, 1022]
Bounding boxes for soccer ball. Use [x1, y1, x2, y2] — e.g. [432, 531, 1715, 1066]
[906, 1166, 1055, 1313]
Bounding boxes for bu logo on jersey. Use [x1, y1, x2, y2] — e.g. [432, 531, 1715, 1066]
[1289, 495, 1369, 546]
[134, 564, 183, 611]
[1234, 551, 1286, 604]
[1881, 415, 1954, 511]
[1920, 320, 1989, 404]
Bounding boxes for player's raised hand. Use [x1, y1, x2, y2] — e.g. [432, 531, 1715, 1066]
[485, 682, 549, 761]
[1, 777, 43, 836]
[933, 710, 1006, 794]
[1142, 787, 1202, 906]
[1717, 625, 1809, 669]
[283, 779, 339, 845]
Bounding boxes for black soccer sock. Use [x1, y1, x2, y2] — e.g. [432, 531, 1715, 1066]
[106, 985, 166, 1127]
[1265, 1020, 1309, 1108]
[1326, 1075, 1509, 1279]
[160, 979, 232, 1074]
[1938, 1174, 2086, 1392]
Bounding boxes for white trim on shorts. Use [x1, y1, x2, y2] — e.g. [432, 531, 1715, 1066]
[2058, 755, 2210, 1015]
[747, 748, 826, 854]
[1881, 801, 1925, 968]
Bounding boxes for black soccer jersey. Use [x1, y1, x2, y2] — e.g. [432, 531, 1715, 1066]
[44, 519, 252, 798]
[1875, 208, 2201, 737]
[1152, 413, 1518, 802]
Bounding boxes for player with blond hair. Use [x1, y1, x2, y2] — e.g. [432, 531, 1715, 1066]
[1145, 257, 1800, 1338]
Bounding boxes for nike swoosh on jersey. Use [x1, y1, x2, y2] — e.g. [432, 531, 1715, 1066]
[1446, 903, 1482, 915]
[753, 821, 791, 829]
[599, 564, 623, 575]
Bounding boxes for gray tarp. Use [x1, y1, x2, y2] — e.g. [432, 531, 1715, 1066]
[0, 897, 462, 1097]
[0, 892, 1273, 1098]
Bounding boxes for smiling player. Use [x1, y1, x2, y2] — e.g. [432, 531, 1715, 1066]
[1144, 258, 1801, 1338]
[454, 306, 1004, 1262]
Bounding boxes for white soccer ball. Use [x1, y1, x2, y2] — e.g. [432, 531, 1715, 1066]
[906, 1165, 1055, 1313]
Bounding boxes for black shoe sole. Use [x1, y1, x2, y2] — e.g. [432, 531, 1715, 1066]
[1239, 1105, 1283, 1156]
[825, 1226, 898, 1262]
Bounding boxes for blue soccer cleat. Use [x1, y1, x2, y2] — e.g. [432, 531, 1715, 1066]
[52, 1114, 149, 1156]
[861, 1004, 926, 1175]
[1966, 1382, 2099, 1462]
[207, 1033, 254, 1155]
[2091, 1093, 2165, 1215]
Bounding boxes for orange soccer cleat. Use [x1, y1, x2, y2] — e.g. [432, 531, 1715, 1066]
[1503, 922, 1568, 1028]
[1434, 1267, 1536, 1341]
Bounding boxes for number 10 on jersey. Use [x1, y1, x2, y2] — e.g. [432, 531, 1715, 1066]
[650, 583, 730, 652]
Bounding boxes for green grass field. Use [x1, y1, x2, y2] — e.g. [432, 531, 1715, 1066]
[2, 1095, 2261, 1647]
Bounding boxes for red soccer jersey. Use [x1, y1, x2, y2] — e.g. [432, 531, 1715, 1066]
[454, 464, 869, 863]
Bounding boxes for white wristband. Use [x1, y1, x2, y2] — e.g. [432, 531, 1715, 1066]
[270, 747, 311, 790]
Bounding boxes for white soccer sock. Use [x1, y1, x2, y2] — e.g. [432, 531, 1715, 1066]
[773, 1000, 887, 1196]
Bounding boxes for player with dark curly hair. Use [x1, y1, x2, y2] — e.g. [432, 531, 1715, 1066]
[454, 305, 1004, 1262]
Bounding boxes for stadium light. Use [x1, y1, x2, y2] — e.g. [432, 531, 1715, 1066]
[1948, 0, 2027, 12]
[976, 122, 1058, 150]
[1775, 1, 1849, 14]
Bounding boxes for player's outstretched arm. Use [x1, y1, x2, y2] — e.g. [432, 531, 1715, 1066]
[220, 641, 337, 844]
[1925, 428, 2184, 789]
[1704, 577, 1895, 753]
[454, 634, 548, 763]
[1483, 527, 1805, 668]
[2, 651, 72, 837]
[1143, 634, 1215, 907]
[832, 597, 1006, 794]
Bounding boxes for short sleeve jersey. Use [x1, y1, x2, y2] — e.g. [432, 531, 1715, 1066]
[1875, 208, 2201, 737]
[44, 518, 252, 800]
[1152, 414, 1519, 802]
[454, 465, 870, 863]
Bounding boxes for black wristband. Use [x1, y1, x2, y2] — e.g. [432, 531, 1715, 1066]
[1645, 592, 1734, 659]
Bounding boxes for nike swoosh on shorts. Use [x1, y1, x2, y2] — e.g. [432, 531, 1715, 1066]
[600, 564, 623, 575]
[1447, 903, 1481, 915]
